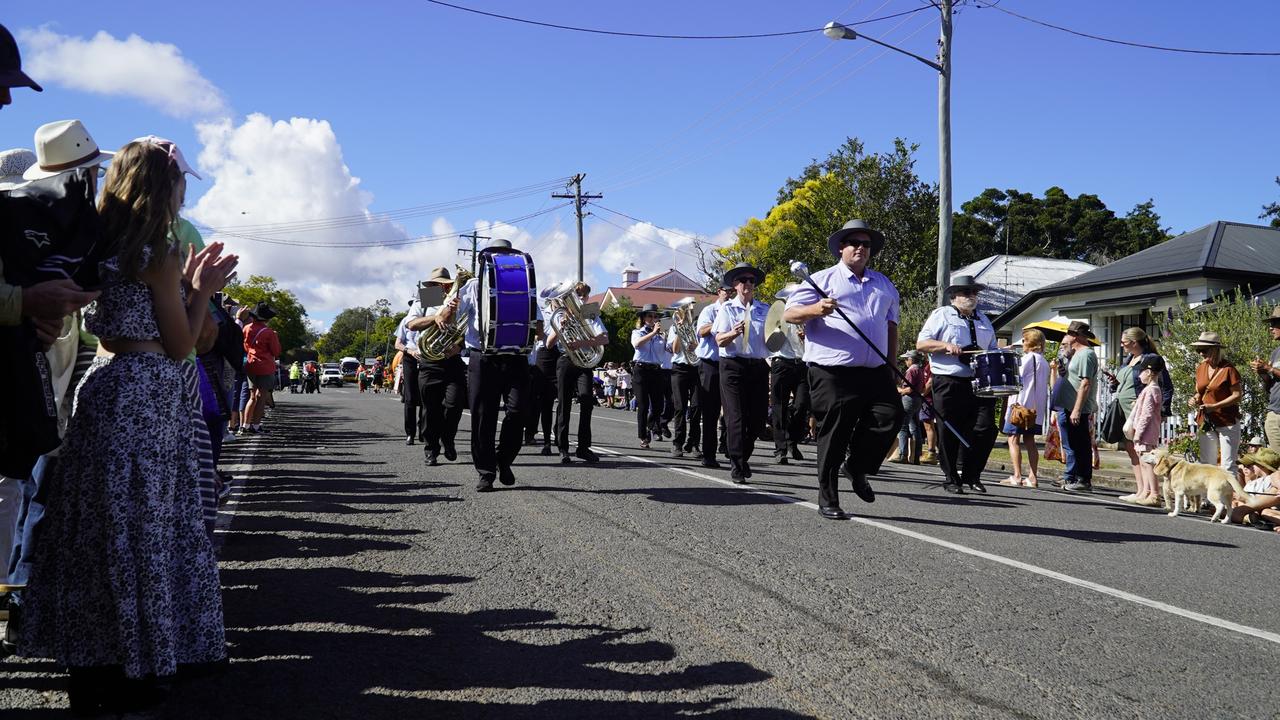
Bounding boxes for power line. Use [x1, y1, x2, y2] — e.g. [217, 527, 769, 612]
[591, 204, 729, 247]
[975, 2, 1280, 57]
[589, 213, 703, 260]
[424, 0, 932, 40]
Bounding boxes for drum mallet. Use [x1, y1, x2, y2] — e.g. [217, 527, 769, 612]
[790, 261, 969, 449]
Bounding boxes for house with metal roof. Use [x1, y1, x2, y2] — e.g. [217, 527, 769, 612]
[589, 265, 715, 311]
[992, 221, 1280, 357]
[953, 255, 1096, 318]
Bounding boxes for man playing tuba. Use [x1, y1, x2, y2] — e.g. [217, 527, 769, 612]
[405, 266, 467, 467]
[550, 282, 609, 464]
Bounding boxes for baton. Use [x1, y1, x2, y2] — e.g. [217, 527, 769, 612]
[790, 260, 970, 449]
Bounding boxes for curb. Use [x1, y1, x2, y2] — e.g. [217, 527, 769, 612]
[984, 460, 1137, 493]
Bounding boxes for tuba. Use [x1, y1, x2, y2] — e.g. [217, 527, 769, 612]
[669, 296, 700, 365]
[541, 280, 605, 369]
[417, 265, 474, 361]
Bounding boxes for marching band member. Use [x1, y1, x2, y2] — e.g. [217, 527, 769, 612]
[668, 306, 701, 458]
[713, 263, 771, 483]
[527, 315, 561, 456]
[916, 274, 998, 494]
[631, 303, 667, 449]
[553, 282, 608, 464]
[394, 298, 423, 445]
[434, 239, 535, 491]
[405, 267, 466, 467]
[785, 220, 903, 520]
[694, 284, 733, 469]
[655, 317, 675, 440]
[769, 286, 809, 464]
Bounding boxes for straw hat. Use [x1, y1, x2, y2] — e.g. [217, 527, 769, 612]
[1189, 331, 1222, 348]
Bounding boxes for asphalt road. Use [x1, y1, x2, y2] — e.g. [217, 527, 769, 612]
[4, 387, 1280, 719]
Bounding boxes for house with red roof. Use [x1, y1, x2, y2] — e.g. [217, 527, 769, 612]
[588, 264, 715, 311]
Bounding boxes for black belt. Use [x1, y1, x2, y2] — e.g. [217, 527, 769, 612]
[635, 362, 660, 369]
[773, 357, 804, 365]
[725, 356, 767, 364]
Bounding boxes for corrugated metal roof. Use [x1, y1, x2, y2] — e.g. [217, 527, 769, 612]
[953, 255, 1095, 316]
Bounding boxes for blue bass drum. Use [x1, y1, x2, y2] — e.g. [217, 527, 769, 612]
[972, 350, 1021, 397]
[477, 248, 537, 355]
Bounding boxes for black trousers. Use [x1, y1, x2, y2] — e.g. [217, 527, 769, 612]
[467, 354, 529, 477]
[401, 354, 422, 439]
[654, 368, 674, 430]
[719, 357, 769, 468]
[931, 374, 998, 487]
[671, 363, 701, 450]
[555, 356, 595, 452]
[770, 358, 810, 454]
[633, 363, 662, 441]
[526, 348, 560, 444]
[697, 359, 722, 462]
[419, 356, 465, 457]
[809, 364, 903, 509]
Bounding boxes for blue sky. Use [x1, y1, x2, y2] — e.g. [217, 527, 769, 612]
[5, 1, 1278, 326]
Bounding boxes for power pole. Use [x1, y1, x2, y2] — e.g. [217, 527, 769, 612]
[553, 174, 602, 282]
[935, 0, 954, 307]
[457, 231, 490, 275]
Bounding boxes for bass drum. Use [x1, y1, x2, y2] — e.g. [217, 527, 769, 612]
[477, 248, 537, 355]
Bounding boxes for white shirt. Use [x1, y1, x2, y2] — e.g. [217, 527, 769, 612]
[695, 302, 722, 361]
[917, 305, 997, 378]
[769, 322, 804, 361]
[667, 326, 698, 365]
[712, 297, 770, 360]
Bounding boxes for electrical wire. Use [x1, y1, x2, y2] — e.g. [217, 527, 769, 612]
[590, 204, 728, 248]
[974, 2, 1280, 57]
[423, 0, 931, 40]
[589, 213, 703, 260]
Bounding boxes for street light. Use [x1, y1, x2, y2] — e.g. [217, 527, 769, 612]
[825, 4, 954, 307]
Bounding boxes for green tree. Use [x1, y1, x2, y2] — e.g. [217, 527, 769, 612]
[315, 300, 399, 361]
[896, 287, 936, 357]
[600, 298, 638, 364]
[225, 275, 313, 353]
[1157, 288, 1274, 440]
[721, 137, 939, 299]
[1261, 177, 1280, 228]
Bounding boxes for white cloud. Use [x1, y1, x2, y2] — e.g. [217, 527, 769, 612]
[19, 27, 228, 119]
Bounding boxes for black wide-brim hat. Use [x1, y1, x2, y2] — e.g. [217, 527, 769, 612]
[639, 303, 661, 315]
[253, 302, 277, 321]
[945, 274, 987, 296]
[826, 219, 885, 257]
[722, 262, 765, 287]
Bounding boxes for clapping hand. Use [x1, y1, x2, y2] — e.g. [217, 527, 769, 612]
[186, 242, 240, 296]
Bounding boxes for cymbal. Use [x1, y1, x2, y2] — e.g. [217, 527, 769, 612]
[764, 300, 788, 353]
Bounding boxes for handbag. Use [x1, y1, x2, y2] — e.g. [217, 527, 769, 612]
[1099, 396, 1127, 444]
[1008, 356, 1038, 431]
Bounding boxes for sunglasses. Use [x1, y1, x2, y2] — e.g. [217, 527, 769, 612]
[841, 238, 874, 249]
[952, 289, 978, 297]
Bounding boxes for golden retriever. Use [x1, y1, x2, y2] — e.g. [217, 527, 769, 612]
[1140, 448, 1245, 523]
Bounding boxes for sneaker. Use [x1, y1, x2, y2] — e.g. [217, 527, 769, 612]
[1063, 480, 1093, 493]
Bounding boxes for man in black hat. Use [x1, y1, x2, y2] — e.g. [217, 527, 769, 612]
[630, 303, 669, 448]
[693, 284, 734, 468]
[712, 262, 771, 482]
[785, 219, 902, 519]
[1053, 320, 1098, 493]
[916, 274, 999, 494]
[241, 303, 281, 435]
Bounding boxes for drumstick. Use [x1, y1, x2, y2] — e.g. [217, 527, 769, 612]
[790, 260, 970, 449]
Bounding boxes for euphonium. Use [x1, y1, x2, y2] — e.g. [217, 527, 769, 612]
[417, 266, 473, 361]
[669, 296, 700, 365]
[541, 280, 604, 369]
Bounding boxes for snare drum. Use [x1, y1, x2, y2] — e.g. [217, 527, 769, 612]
[478, 248, 537, 355]
[972, 350, 1021, 397]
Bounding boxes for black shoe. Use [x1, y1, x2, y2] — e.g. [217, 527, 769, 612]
[524, 435, 537, 446]
[575, 447, 600, 463]
[442, 441, 457, 462]
[425, 453, 440, 467]
[842, 465, 875, 503]
[819, 505, 848, 520]
[540, 444, 553, 457]
[967, 480, 988, 494]
[671, 446, 684, 458]
[774, 453, 789, 465]
[476, 475, 496, 492]
[742, 462, 753, 478]
[661, 423, 672, 439]
[790, 444, 804, 461]
[941, 482, 965, 494]
[730, 467, 748, 484]
[498, 465, 516, 486]
[405, 436, 415, 446]
[683, 443, 698, 453]
[717, 443, 727, 456]
[700, 459, 721, 469]
[560, 453, 572, 465]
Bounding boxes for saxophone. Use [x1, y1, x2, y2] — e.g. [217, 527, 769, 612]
[669, 296, 700, 365]
[541, 280, 605, 369]
[417, 266, 473, 361]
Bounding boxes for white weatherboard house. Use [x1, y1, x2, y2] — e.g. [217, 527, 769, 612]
[952, 255, 1096, 320]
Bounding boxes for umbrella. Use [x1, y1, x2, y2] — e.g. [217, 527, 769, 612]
[1021, 319, 1102, 346]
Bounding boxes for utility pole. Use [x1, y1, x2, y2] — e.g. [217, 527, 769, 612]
[457, 231, 491, 275]
[935, 0, 954, 307]
[553, 174, 602, 282]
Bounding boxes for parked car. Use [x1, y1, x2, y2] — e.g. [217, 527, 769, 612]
[322, 364, 344, 387]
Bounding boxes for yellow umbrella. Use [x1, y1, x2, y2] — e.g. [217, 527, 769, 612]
[1021, 319, 1102, 346]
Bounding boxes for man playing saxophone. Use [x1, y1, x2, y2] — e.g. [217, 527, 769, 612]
[551, 282, 608, 464]
[406, 266, 467, 467]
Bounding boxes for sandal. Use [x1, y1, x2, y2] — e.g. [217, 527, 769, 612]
[999, 477, 1021, 487]
[1022, 478, 1039, 488]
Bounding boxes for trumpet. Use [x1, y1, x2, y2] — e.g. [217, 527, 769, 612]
[417, 265, 473, 361]
[541, 280, 605, 369]
[669, 296, 700, 365]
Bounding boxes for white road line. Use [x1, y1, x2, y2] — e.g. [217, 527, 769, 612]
[588, 445, 1280, 647]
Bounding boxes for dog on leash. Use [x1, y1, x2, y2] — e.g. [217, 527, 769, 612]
[1140, 447, 1245, 523]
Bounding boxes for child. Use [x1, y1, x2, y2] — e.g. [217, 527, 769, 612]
[1128, 355, 1165, 506]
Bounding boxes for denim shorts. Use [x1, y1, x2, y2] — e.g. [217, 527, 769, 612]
[1002, 421, 1042, 437]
